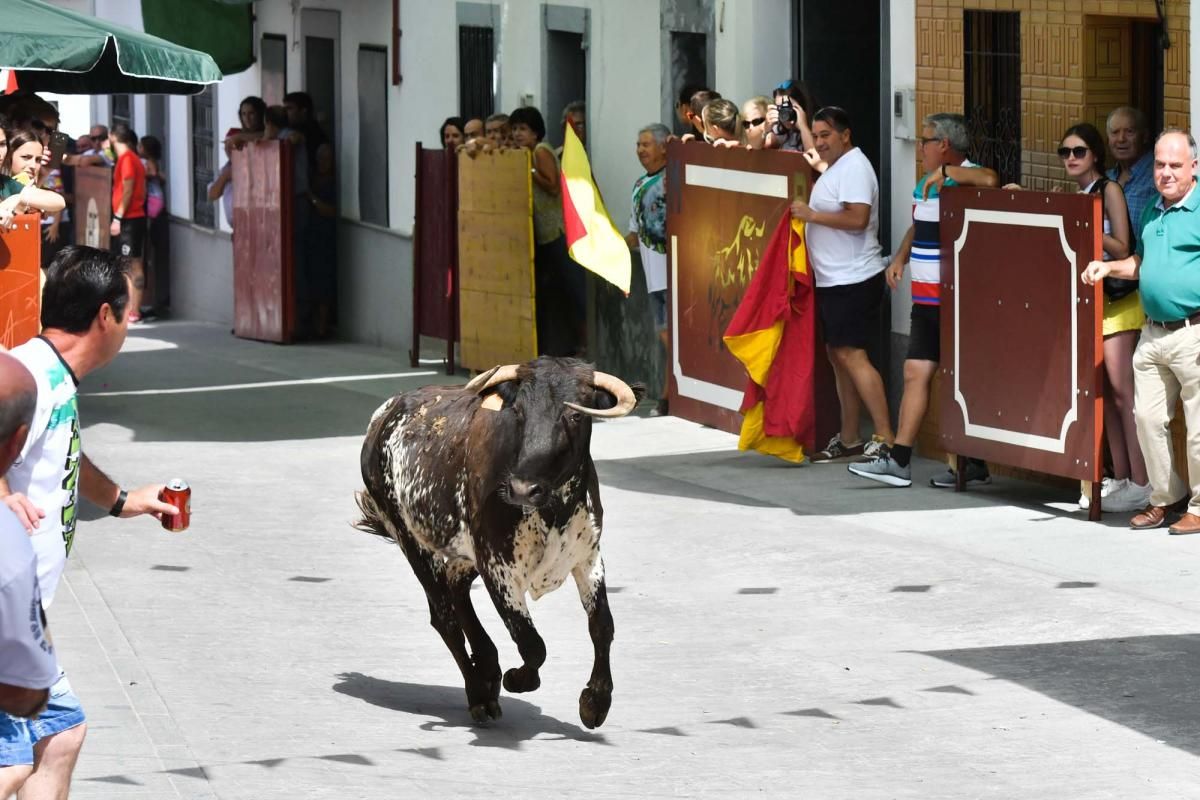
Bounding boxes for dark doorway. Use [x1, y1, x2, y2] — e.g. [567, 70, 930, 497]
[458, 25, 495, 121]
[544, 30, 585, 149]
[305, 36, 337, 146]
[1131, 19, 1165, 135]
[669, 31, 708, 137]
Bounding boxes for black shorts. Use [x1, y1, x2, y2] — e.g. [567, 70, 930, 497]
[815, 270, 885, 349]
[906, 302, 940, 362]
[111, 217, 147, 259]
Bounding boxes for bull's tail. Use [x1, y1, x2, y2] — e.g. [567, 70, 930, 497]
[353, 490, 400, 545]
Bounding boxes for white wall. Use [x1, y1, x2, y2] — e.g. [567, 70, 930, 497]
[889, 0, 917, 336]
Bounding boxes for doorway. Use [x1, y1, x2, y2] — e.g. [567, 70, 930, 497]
[301, 8, 340, 148]
[543, 5, 588, 150]
[1084, 17, 1165, 140]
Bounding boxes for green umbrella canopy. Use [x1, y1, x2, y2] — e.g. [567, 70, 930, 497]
[0, 0, 222, 95]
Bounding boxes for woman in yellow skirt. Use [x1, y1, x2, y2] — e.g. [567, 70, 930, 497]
[1061, 123, 1150, 512]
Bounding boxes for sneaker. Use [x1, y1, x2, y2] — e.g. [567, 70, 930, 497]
[929, 461, 991, 488]
[848, 455, 911, 487]
[862, 435, 890, 459]
[811, 435, 865, 463]
[648, 398, 669, 418]
[1080, 477, 1122, 510]
[1103, 480, 1152, 513]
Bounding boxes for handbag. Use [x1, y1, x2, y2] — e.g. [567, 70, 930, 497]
[1090, 177, 1138, 301]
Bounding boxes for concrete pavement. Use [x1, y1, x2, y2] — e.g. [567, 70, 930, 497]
[44, 321, 1200, 798]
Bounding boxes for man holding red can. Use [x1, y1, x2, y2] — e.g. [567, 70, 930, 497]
[0, 246, 179, 797]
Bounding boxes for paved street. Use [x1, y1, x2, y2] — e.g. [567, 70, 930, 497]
[49, 321, 1200, 798]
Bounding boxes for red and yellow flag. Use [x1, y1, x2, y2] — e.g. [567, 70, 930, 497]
[560, 123, 631, 294]
[723, 210, 815, 463]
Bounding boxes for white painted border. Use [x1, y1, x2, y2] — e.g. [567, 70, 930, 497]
[952, 209, 1078, 452]
[684, 165, 789, 199]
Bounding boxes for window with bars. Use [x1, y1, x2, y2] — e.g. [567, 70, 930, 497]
[458, 25, 495, 121]
[111, 94, 132, 132]
[964, 11, 1021, 186]
[190, 86, 215, 228]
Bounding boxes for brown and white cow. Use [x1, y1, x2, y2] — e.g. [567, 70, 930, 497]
[355, 357, 640, 728]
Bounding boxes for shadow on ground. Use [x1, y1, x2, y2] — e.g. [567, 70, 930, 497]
[921, 634, 1200, 756]
[331, 671, 610, 749]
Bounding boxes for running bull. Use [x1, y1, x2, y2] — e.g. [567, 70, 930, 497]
[356, 358, 641, 728]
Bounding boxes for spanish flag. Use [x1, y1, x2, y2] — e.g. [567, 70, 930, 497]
[723, 210, 815, 463]
[560, 124, 632, 294]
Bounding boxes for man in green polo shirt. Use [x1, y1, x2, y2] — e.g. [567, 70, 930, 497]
[1084, 129, 1200, 533]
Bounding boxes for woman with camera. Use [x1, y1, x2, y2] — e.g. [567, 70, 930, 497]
[764, 79, 816, 153]
[1060, 122, 1148, 512]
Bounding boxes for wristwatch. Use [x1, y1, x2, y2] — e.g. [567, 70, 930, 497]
[941, 164, 949, 181]
[109, 489, 127, 517]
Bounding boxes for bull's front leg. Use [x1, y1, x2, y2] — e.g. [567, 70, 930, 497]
[478, 564, 546, 694]
[572, 551, 613, 729]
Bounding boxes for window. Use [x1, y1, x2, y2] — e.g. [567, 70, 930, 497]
[964, 11, 1021, 185]
[111, 94, 132, 131]
[261, 34, 288, 106]
[458, 25, 495, 120]
[358, 46, 389, 226]
[190, 86, 215, 228]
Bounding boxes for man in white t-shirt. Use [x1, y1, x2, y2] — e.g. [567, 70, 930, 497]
[0, 246, 178, 798]
[0, 353, 59, 796]
[790, 106, 893, 463]
[626, 123, 671, 415]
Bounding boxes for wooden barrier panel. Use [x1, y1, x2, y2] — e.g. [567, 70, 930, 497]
[232, 140, 295, 343]
[0, 214, 42, 349]
[411, 145, 459, 371]
[74, 166, 112, 250]
[457, 148, 536, 371]
[938, 187, 1103, 491]
[665, 141, 837, 442]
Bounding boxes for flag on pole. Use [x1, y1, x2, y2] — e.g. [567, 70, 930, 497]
[723, 210, 816, 463]
[560, 123, 632, 294]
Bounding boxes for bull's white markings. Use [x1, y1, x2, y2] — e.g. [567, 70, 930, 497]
[85, 371, 440, 397]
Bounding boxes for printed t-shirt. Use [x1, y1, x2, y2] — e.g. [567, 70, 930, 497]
[909, 159, 977, 305]
[0, 510, 57, 690]
[112, 149, 147, 219]
[8, 336, 81, 608]
[628, 168, 668, 293]
[805, 146, 884, 288]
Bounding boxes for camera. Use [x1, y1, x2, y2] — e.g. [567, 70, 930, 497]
[774, 97, 797, 136]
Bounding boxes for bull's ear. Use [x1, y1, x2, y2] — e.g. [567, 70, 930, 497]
[592, 382, 646, 410]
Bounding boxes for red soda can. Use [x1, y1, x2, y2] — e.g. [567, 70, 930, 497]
[159, 478, 191, 532]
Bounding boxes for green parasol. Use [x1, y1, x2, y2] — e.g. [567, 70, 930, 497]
[0, 0, 222, 95]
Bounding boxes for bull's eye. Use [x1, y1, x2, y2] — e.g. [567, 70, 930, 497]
[566, 408, 583, 423]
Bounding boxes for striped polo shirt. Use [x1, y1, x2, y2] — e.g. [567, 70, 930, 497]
[909, 159, 976, 306]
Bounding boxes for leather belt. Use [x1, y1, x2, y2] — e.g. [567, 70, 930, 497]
[1148, 311, 1200, 331]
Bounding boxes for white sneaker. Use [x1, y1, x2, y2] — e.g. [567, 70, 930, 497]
[1103, 480, 1152, 513]
[1080, 477, 1122, 510]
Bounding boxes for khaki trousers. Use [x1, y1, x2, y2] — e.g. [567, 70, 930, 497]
[1133, 322, 1200, 510]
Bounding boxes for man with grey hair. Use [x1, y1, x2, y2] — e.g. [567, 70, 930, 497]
[1084, 129, 1200, 533]
[626, 123, 670, 415]
[849, 112, 998, 487]
[1106, 106, 1157, 237]
[0, 352, 59, 797]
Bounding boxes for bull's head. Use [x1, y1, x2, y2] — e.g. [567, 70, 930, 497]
[466, 358, 641, 509]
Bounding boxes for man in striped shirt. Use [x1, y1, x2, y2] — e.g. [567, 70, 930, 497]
[849, 113, 998, 487]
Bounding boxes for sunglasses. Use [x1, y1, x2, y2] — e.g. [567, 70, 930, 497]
[1058, 145, 1090, 160]
[743, 117, 765, 130]
[919, 136, 942, 146]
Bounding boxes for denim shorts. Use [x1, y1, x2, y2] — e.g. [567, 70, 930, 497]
[0, 672, 86, 766]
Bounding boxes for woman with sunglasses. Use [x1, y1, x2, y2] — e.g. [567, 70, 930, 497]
[1059, 122, 1148, 513]
[742, 96, 770, 149]
[700, 99, 746, 148]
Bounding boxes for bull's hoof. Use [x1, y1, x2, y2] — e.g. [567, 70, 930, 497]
[502, 666, 541, 693]
[469, 700, 503, 724]
[578, 687, 611, 729]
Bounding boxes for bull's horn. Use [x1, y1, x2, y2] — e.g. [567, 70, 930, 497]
[564, 371, 638, 419]
[464, 364, 521, 394]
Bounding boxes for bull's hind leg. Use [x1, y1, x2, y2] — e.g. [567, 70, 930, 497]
[395, 538, 500, 723]
[479, 568, 546, 694]
[572, 553, 614, 729]
[446, 559, 502, 720]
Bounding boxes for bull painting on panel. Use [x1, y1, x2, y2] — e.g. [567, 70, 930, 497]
[356, 357, 642, 728]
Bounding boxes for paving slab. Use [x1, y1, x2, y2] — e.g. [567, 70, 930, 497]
[40, 321, 1200, 798]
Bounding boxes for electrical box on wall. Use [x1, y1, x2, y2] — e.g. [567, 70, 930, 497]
[893, 87, 917, 141]
[519, 92, 536, 108]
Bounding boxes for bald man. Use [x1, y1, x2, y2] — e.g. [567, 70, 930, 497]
[0, 353, 58, 797]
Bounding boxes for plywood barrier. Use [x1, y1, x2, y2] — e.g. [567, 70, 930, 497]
[0, 214, 42, 349]
[457, 149, 536, 371]
[412, 145, 458, 371]
[231, 140, 295, 344]
[73, 166, 112, 250]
